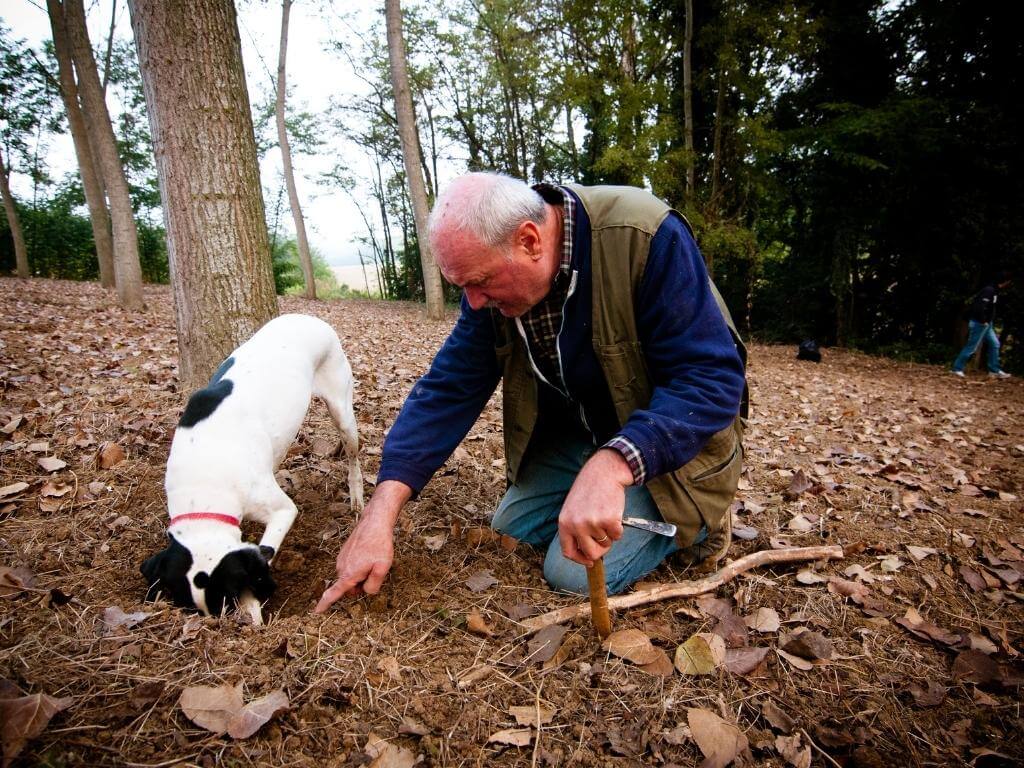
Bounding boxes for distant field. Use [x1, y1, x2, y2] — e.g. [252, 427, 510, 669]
[330, 264, 381, 296]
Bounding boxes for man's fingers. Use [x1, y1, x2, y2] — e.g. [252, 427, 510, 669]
[362, 562, 390, 595]
[314, 580, 349, 613]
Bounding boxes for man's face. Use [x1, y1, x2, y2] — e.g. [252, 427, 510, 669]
[436, 228, 552, 317]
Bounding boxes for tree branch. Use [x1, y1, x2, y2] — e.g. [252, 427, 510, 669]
[519, 545, 845, 634]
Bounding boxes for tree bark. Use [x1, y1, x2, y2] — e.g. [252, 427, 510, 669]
[63, 0, 146, 309]
[683, 0, 695, 201]
[384, 0, 445, 320]
[275, 0, 316, 299]
[0, 151, 30, 278]
[129, 0, 278, 391]
[46, 0, 116, 288]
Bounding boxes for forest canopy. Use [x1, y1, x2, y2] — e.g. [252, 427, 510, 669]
[1, 0, 1020, 368]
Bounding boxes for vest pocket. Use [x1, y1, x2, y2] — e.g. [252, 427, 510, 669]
[595, 342, 650, 414]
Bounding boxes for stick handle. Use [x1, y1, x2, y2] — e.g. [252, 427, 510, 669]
[586, 557, 611, 639]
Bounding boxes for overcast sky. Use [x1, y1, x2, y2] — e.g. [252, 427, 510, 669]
[3, 0, 387, 266]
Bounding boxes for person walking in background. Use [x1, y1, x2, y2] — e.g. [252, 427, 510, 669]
[952, 271, 1013, 378]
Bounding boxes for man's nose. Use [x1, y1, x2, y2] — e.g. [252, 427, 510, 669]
[465, 287, 487, 310]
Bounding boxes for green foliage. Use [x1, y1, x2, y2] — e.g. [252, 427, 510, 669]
[0, 191, 168, 282]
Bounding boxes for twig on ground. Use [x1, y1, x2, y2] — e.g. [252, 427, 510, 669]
[520, 545, 845, 634]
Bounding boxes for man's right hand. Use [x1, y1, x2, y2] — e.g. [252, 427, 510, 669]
[313, 480, 412, 613]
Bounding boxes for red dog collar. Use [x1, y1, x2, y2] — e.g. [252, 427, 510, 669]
[169, 512, 241, 527]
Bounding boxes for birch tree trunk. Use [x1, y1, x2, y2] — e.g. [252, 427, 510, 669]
[46, 0, 116, 288]
[0, 152, 30, 278]
[63, 0, 146, 310]
[683, 0, 695, 201]
[384, 0, 445, 320]
[129, 0, 278, 392]
[275, 0, 316, 299]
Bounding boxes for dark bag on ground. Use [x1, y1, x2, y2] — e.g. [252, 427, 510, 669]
[797, 339, 822, 362]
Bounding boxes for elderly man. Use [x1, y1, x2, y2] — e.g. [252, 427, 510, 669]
[315, 173, 746, 611]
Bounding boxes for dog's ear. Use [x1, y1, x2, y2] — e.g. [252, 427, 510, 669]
[240, 549, 276, 602]
[140, 534, 195, 608]
[205, 548, 276, 615]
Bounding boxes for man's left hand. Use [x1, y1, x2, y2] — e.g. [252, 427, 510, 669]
[558, 448, 634, 566]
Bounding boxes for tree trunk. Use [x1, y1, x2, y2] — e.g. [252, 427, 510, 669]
[129, 0, 278, 391]
[63, 0, 146, 310]
[683, 0, 695, 201]
[0, 151, 30, 278]
[46, 0, 116, 288]
[275, 0, 316, 299]
[384, 0, 444, 320]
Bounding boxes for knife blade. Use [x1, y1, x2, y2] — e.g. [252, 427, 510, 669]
[621, 516, 677, 537]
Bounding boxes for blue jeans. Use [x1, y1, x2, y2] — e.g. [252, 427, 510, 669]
[491, 428, 705, 595]
[953, 321, 1001, 373]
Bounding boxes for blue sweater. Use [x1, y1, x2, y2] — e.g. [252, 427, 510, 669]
[378, 193, 745, 494]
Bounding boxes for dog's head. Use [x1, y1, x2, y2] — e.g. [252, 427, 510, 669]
[140, 534, 276, 616]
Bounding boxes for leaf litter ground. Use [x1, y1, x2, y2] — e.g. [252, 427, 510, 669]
[1, 278, 1022, 766]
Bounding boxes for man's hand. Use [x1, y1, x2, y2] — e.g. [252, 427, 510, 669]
[558, 448, 634, 567]
[314, 480, 412, 613]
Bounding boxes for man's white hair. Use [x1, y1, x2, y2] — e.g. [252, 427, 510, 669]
[428, 172, 548, 248]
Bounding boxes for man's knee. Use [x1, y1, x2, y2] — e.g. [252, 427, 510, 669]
[542, 556, 589, 595]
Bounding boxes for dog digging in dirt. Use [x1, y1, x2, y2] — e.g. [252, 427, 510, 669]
[140, 314, 363, 625]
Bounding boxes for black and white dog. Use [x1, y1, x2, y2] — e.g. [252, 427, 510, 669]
[141, 314, 363, 623]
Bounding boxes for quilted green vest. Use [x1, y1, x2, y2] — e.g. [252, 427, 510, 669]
[496, 184, 747, 546]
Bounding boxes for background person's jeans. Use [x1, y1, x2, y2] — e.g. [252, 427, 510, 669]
[953, 320, 1001, 372]
[490, 427, 705, 595]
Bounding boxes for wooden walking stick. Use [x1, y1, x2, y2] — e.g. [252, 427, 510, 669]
[586, 556, 612, 639]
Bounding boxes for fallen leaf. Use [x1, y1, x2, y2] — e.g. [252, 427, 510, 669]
[464, 570, 498, 593]
[226, 689, 289, 739]
[0, 482, 29, 499]
[178, 682, 243, 734]
[466, 611, 493, 637]
[894, 607, 961, 646]
[959, 566, 987, 592]
[456, 664, 494, 689]
[603, 628, 661, 665]
[505, 603, 537, 621]
[37, 456, 66, 473]
[366, 732, 418, 767]
[0, 415, 22, 434]
[761, 699, 796, 734]
[509, 704, 555, 727]
[637, 648, 675, 676]
[785, 469, 814, 500]
[777, 647, 814, 671]
[795, 569, 827, 585]
[879, 556, 904, 572]
[98, 442, 126, 469]
[674, 632, 726, 675]
[968, 633, 998, 655]
[732, 521, 759, 540]
[687, 707, 749, 768]
[908, 680, 946, 707]
[527, 625, 568, 664]
[724, 646, 770, 675]
[952, 530, 976, 548]
[952, 650, 1000, 685]
[745, 608, 781, 633]
[397, 716, 430, 736]
[310, 437, 334, 457]
[787, 514, 814, 533]
[0, 685, 72, 764]
[102, 606, 152, 632]
[0, 566, 36, 598]
[906, 545, 938, 561]
[776, 734, 811, 768]
[488, 728, 533, 746]
[781, 631, 832, 661]
[422, 534, 446, 552]
[377, 656, 402, 681]
[39, 481, 71, 498]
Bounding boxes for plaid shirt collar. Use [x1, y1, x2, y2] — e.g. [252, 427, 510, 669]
[532, 183, 574, 280]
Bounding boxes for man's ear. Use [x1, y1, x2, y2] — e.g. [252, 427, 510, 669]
[516, 220, 543, 259]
